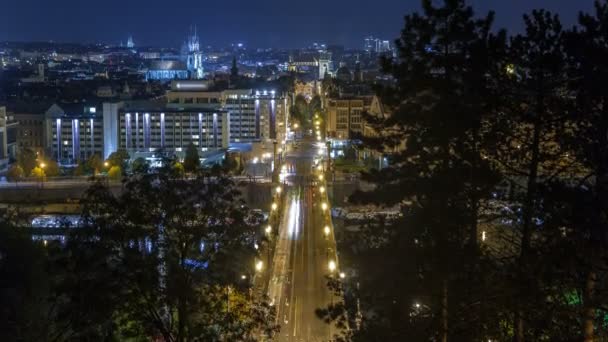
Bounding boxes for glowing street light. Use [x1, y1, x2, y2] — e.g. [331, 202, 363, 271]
[318, 174, 324, 181]
[321, 202, 328, 211]
[319, 186, 325, 193]
[255, 260, 264, 272]
[265, 225, 272, 234]
[328, 260, 336, 273]
[339, 272, 345, 279]
[104, 161, 109, 168]
[39, 162, 46, 169]
[271, 203, 278, 211]
[324, 225, 330, 236]
[276, 186, 282, 194]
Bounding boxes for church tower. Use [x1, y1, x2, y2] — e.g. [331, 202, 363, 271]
[186, 25, 204, 79]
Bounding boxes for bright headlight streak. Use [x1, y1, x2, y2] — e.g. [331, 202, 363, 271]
[287, 198, 298, 238]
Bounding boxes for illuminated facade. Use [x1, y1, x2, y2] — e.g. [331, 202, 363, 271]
[166, 81, 290, 143]
[102, 101, 229, 159]
[186, 26, 204, 79]
[146, 60, 189, 81]
[45, 104, 104, 164]
[326, 96, 372, 140]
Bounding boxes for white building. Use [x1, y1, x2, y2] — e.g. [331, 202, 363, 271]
[166, 81, 290, 144]
[102, 101, 230, 159]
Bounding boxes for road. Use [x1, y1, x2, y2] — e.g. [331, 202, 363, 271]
[268, 139, 341, 342]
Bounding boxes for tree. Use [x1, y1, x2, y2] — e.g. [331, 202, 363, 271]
[484, 10, 578, 340]
[6, 164, 24, 182]
[552, 2, 608, 339]
[16, 148, 37, 176]
[131, 157, 149, 174]
[172, 160, 185, 178]
[183, 143, 200, 173]
[322, 1, 507, 340]
[42, 159, 60, 177]
[31, 166, 45, 180]
[86, 154, 103, 176]
[78, 166, 278, 341]
[107, 149, 130, 172]
[230, 56, 239, 84]
[107, 165, 122, 180]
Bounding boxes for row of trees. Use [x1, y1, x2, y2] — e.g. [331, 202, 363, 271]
[322, 1, 608, 341]
[0, 162, 277, 341]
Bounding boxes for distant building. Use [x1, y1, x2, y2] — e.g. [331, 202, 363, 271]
[326, 96, 372, 140]
[102, 100, 230, 160]
[44, 103, 104, 165]
[185, 26, 204, 79]
[6, 102, 48, 155]
[0, 106, 18, 169]
[166, 81, 290, 144]
[127, 36, 135, 49]
[146, 60, 190, 81]
[288, 51, 333, 80]
[364, 36, 392, 54]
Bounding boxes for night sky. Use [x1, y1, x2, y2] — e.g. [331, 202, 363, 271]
[0, 0, 595, 48]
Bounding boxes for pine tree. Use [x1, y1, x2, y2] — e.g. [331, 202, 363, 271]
[331, 0, 506, 340]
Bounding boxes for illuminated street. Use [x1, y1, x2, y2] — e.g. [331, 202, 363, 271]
[268, 138, 340, 342]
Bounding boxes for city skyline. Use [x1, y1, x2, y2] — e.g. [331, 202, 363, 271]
[0, 0, 594, 48]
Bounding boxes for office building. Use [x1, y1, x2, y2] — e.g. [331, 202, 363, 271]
[44, 103, 104, 165]
[326, 96, 372, 140]
[102, 101, 229, 160]
[166, 81, 290, 144]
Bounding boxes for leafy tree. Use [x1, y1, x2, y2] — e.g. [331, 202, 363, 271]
[107, 149, 130, 172]
[131, 157, 149, 174]
[172, 160, 185, 178]
[42, 159, 60, 177]
[183, 143, 200, 173]
[77, 166, 279, 341]
[6, 164, 24, 182]
[108, 165, 122, 180]
[86, 154, 103, 176]
[31, 166, 45, 180]
[16, 148, 37, 175]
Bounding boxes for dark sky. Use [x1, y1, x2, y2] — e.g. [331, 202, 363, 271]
[0, 0, 595, 48]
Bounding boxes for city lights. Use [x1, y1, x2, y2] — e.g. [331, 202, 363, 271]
[328, 260, 336, 272]
[319, 186, 325, 193]
[276, 186, 282, 194]
[324, 225, 330, 236]
[255, 260, 263, 272]
[321, 202, 328, 211]
[271, 202, 278, 210]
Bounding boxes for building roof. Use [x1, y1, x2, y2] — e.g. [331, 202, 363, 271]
[118, 100, 228, 114]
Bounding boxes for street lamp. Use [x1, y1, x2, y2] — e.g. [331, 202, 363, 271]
[339, 272, 345, 279]
[321, 202, 328, 211]
[276, 186, 282, 194]
[265, 225, 272, 234]
[319, 186, 325, 193]
[328, 260, 336, 273]
[271, 202, 278, 211]
[255, 260, 264, 272]
[39, 162, 46, 169]
[324, 225, 330, 236]
[318, 174, 324, 181]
